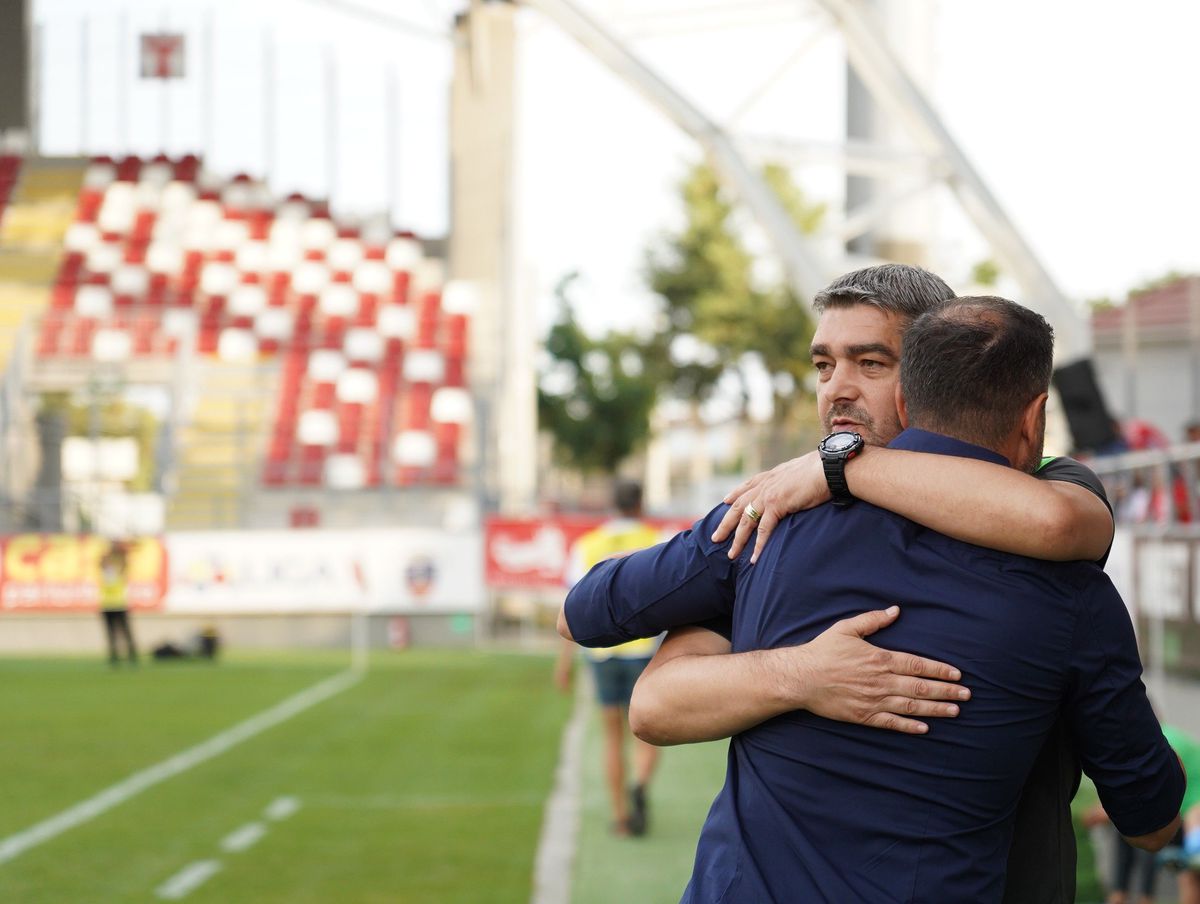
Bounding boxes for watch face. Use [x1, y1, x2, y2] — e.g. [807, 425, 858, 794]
[823, 432, 860, 453]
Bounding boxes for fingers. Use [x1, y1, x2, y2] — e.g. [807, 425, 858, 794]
[712, 494, 750, 543]
[888, 651, 966, 685]
[864, 697, 963, 735]
[835, 605, 901, 638]
[864, 712, 931, 735]
[728, 502, 759, 559]
[749, 508, 781, 564]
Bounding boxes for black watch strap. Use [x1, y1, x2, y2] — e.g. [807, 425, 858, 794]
[823, 457, 855, 507]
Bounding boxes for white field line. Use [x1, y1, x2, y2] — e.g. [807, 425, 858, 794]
[529, 675, 589, 904]
[155, 860, 222, 900]
[219, 821, 267, 854]
[0, 669, 360, 866]
[264, 795, 301, 821]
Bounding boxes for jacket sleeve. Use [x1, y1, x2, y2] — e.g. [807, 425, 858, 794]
[1065, 574, 1185, 837]
[564, 504, 741, 648]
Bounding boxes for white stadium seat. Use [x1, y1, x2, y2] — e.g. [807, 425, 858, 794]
[86, 242, 122, 274]
[254, 308, 294, 341]
[352, 260, 392, 295]
[385, 237, 422, 271]
[293, 261, 330, 295]
[64, 222, 100, 253]
[376, 304, 415, 340]
[336, 368, 378, 404]
[235, 241, 270, 274]
[200, 262, 239, 297]
[75, 285, 114, 318]
[404, 348, 445, 384]
[298, 410, 338, 446]
[344, 328, 383, 363]
[318, 283, 358, 318]
[92, 328, 133, 362]
[431, 386, 473, 424]
[111, 264, 150, 297]
[162, 308, 198, 339]
[229, 284, 268, 317]
[217, 328, 257, 362]
[300, 218, 337, 251]
[327, 238, 364, 272]
[146, 241, 184, 274]
[82, 162, 116, 190]
[325, 453, 366, 490]
[392, 430, 437, 467]
[308, 349, 347, 383]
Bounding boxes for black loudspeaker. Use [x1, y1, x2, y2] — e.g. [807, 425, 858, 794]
[1052, 358, 1118, 453]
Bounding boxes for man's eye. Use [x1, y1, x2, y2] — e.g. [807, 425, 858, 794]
[813, 361, 832, 375]
[861, 359, 883, 370]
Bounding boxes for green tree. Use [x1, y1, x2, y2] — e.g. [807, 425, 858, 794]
[537, 274, 659, 475]
[645, 161, 825, 456]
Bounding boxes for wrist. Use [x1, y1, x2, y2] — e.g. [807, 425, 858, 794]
[766, 644, 816, 712]
[804, 451, 832, 503]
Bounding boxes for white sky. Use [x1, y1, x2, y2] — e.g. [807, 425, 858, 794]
[31, 0, 1200, 339]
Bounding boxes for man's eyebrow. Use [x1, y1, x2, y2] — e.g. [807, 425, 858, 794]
[808, 342, 898, 360]
[847, 343, 898, 360]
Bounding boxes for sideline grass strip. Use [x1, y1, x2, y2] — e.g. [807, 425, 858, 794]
[570, 705, 729, 904]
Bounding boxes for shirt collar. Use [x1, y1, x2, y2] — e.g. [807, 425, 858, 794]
[887, 427, 1011, 467]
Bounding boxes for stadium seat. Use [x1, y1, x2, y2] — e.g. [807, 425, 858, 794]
[38, 156, 473, 490]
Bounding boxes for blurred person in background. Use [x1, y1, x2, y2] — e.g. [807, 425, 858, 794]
[1085, 721, 1200, 904]
[554, 479, 662, 836]
[1161, 723, 1200, 904]
[98, 540, 137, 666]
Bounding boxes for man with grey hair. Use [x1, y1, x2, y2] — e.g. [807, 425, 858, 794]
[562, 293, 1181, 902]
[563, 264, 1122, 901]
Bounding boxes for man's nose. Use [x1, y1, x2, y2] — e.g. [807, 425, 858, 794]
[823, 364, 859, 403]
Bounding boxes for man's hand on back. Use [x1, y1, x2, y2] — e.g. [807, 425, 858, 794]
[630, 607, 969, 745]
[789, 606, 970, 735]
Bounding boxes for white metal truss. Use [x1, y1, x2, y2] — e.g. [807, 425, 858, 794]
[518, 0, 1090, 363]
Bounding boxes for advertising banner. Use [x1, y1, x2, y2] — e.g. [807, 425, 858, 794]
[484, 516, 694, 590]
[0, 535, 167, 612]
[164, 529, 483, 614]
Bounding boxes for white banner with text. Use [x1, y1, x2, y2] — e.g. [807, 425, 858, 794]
[164, 529, 483, 614]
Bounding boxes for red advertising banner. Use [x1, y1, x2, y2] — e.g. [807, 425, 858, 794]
[0, 535, 168, 612]
[484, 516, 694, 590]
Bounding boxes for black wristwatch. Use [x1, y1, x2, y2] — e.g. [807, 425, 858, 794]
[818, 431, 864, 507]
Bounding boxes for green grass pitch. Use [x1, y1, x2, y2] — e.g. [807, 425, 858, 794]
[0, 651, 572, 903]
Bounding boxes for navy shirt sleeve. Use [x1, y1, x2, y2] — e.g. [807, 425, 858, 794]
[564, 505, 740, 648]
[1064, 574, 1185, 837]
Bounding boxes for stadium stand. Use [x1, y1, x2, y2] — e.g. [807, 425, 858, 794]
[33, 155, 473, 504]
[0, 153, 18, 225]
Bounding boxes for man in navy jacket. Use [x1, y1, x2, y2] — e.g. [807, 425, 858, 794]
[563, 296, 1183, 903]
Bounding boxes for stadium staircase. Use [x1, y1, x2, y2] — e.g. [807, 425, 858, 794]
[165, 360, 277, 528]
[0, 156, 86, 372]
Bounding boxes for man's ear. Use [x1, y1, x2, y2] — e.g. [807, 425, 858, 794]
[1020, 392, 1049, 446]
[896, 383, 910, 429]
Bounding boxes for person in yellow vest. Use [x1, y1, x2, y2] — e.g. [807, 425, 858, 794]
[555, 480, 662, 836]
[98, 540, 137, 666]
